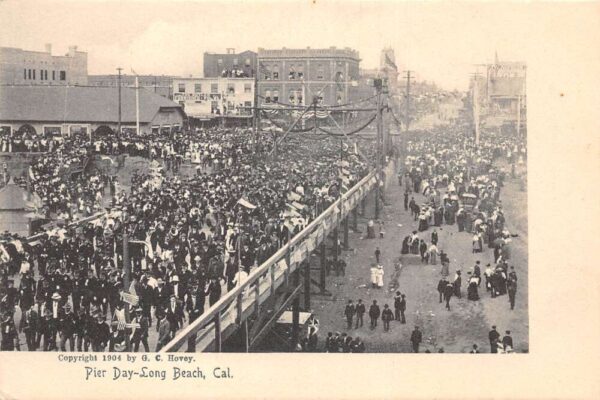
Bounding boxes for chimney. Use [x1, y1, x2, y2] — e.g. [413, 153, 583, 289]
[227, 48, 235, 54]
[45, 43, 52, 54]
[68, 45, 78, 57]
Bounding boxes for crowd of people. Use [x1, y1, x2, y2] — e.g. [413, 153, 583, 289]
[0, 126, 376, 352]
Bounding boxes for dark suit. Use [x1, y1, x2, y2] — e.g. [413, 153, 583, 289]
[165, 299, 184, 339]
[344, 304, 355, 329]
[19, 308, 38, 351]
[369, 304, 380, 329]
[410, 329, 422, 353]
[185, 290, 206, 352]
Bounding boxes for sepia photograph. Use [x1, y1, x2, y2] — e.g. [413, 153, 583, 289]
[0, 0, 531, 356]
[0, 0, 599, 399]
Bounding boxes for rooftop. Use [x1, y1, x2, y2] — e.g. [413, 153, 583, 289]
[0, 85, 182, 124]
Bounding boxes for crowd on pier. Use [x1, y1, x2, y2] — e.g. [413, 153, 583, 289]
[0, 127, 374, 352]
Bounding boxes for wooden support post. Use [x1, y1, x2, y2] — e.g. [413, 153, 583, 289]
[214, 312, 222, 352]
[304, 260, 311, 310]
[242, 320, 249, 353]
[236, 293, 243, 324]
[361, 197, 366, 215]
[332, 227, 339, 263]
[270, 264, 275, 296]
[291, 270, 300, 351]
[254, 282, 261, 314]
[319, 241, 326, 292]
[353, 208, 358, 231]
[343, 216, 349, 249]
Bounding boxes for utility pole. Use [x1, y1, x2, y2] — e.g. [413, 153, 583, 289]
[471, 73, 481, 146]
[117, 67, 123, 135]
[135, 75, 140, 136]
[374, 78, 383, 220]
[253, 73, 259, 155]
[404, 71, 412, 133]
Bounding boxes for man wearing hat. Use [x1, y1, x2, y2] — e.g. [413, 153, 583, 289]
[37, 308, 56, 351]
[410, 326, 422, 353]
[91, 312, 110, 352]
[130, 307, 149, 352]
[155, 310, 171, 352]
[507, 272, 518, 310]
[19, 303, 38, 351]
[59, 303, 76, 351]
[165, 293, 184, 340]
[489, 325, 500, 353]
[443, 280, 454, 311]
[1, 311, 20, 351]
[381, 304, 394, 332]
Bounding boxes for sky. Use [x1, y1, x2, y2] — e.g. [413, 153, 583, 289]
[0, 1, 596, 91]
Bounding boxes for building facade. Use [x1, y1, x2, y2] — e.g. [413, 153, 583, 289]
[471, 55, 526, 132]
[0, 86, 185, 137]
[203, 49, 257, 78]
[88, 74, 176, 99]
[172, 77, 254, 126]
[0, 44, 88, 86]
[256, 47, 361, 108]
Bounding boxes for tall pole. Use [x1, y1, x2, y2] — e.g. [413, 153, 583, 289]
[117, 67, 123, 135]
[375, 79, 382, 220]
[122, 232, 131, 351]
[472, 73, 480, 146]
[135, 75, 140, 136]
[405, 71, 412, 133]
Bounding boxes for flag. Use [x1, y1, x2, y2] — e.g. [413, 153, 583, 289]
[385, 54, 398, 71]
[237, 198, 256, 209]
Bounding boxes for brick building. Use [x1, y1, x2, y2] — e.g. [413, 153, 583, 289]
[0, 44, 88, 86]
[256, 47, 361, 107]
[88, 74, 176, 99]
[203, 49, 257, 78]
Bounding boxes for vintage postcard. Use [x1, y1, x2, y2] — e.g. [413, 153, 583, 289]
[0, 1, 598, 399]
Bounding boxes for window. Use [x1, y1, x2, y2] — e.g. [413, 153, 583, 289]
[28, 69, 31, 80]
[265, 90, 272, 103]
[227, 83, 235, 94]
[59, 71, 66, 81]
[316, 64, 324, 80]
[233, 58, 238, 66]
[52, 71, 55, 80]
[178, 83, 186, 93]
[272, 64, 279, 80]
[43, 126, 62, 136]
[273, 90, 279, 103]
[39, 69, 43, 80]
[245, 58, 251, 67]
[289, 89, 303, 105]
[263, 64, 271, 80]
[69, 125, 89, 135]
[211, 83, 218, 94]
[297, 64, 304, 79]
[217, 59, 223, 66]
[23, 69, 26, 80]
[194, 83, 202, 93]
[244, 83, 252, 93]
[33, 69, 36, 80]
